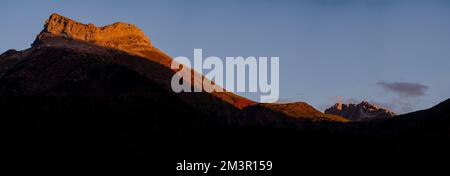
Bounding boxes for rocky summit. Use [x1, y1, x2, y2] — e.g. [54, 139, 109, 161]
[33, 13, 152, 53]
[1, 13, 450, 169]
[325, 101, 396, 121]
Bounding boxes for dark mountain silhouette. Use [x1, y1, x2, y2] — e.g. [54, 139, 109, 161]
[1, 13, 450, 172]
[243, 102, 348, 128]
[0, 13, 342, 126]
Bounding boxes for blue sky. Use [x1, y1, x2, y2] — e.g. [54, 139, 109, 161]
[1, 0, 450, 113]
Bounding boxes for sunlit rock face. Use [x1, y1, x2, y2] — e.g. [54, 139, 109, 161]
[1, 13, 255, 118]
[325, 101, 396, 121]
[33, 13, 152, 52]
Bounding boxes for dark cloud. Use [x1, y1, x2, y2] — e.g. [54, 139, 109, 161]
[376, 81, 428, 97]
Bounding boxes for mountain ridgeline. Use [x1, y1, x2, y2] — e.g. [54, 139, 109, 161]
[325, 101, 396, 121]
[0, 14, 450, 163]
[0, 13, 343, 126]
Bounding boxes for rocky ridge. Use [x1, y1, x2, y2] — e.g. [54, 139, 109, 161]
[325, 101, 396, 121]
[33, 13, 152, 53]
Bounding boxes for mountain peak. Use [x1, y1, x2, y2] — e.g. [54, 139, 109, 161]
[33, 13, 152, 51]
[325, 101, 396, 121]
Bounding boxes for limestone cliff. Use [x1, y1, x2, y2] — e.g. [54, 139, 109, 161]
[33, 13, 152, 52]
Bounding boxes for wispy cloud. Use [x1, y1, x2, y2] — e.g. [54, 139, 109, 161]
[276, 98, 295, 104]
[376, 81, 428, 97]
[370, 98, 414, 114]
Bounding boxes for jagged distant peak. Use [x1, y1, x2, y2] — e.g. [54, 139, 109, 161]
[325, 100, 396, 121]
[33, 13, 152, 51]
